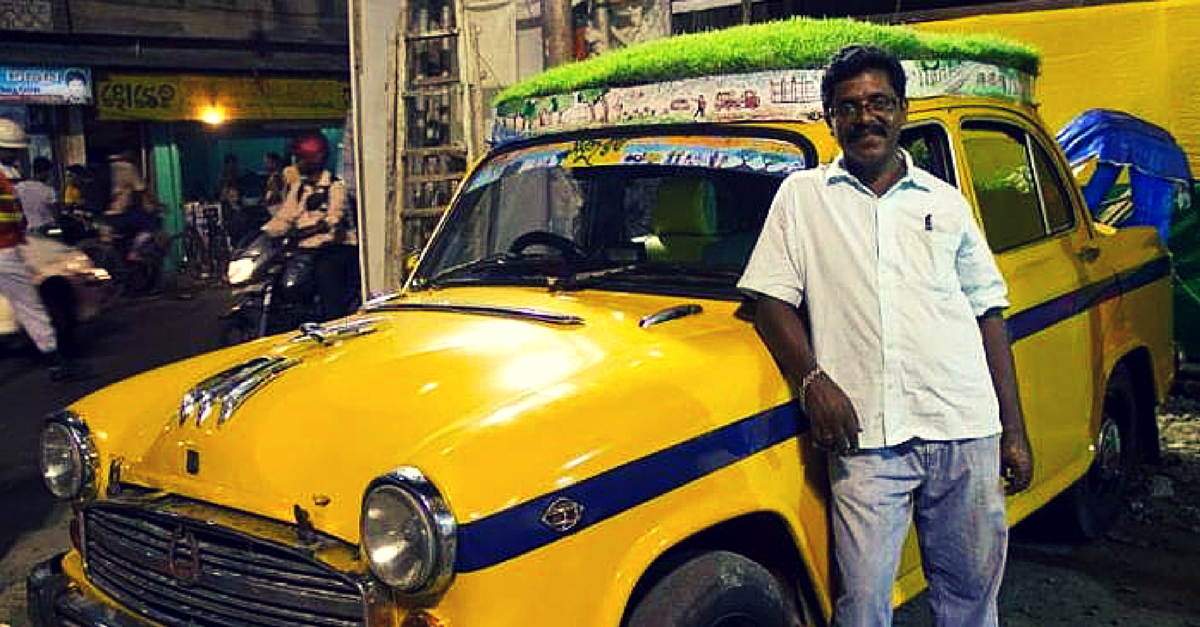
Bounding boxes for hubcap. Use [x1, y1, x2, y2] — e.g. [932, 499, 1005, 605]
[1095, 417, 1123, 481]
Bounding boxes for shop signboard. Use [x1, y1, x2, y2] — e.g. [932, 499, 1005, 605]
[97, 74, 351, 122]
[0, 67, 93, 105]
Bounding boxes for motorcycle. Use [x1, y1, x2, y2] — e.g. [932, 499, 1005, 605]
[219, 231, 325, 346]
[75, 209, 169, 296]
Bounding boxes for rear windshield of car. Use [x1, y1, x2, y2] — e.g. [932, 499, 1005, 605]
[412, 132, 813, 298]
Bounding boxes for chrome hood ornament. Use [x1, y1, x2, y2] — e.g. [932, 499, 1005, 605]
[179, 356, 300, 428]
[291, 317, 381, 345]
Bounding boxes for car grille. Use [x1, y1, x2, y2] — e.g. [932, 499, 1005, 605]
[83, 506, 367, 627]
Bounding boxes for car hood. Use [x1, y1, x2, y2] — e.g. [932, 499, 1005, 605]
[72, 287, 786, 544]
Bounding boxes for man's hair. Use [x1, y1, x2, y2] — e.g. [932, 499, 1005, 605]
[821, 45, 907, 113]
[66, 70, 86, 84]
[33, 156, 53, 175]
[265, 151, 283, 165]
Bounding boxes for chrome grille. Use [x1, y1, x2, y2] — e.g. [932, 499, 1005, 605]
[84, 506, 366, 627]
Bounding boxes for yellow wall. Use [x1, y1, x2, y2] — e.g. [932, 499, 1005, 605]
[914, 0, 1200, 176]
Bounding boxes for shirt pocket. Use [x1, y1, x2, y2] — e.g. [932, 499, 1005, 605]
[902, 226, 959, 294]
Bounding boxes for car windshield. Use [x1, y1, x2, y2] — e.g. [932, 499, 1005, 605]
[410, 133, 812, 298]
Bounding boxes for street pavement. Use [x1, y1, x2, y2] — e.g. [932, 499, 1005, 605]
[0, 279, 228, 626]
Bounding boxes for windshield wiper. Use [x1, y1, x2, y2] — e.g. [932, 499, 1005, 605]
[415, 252, 582, 290]
[413, 253, 525, 289]
[549, 262, 741, 292]
[549, 264, 640, 292]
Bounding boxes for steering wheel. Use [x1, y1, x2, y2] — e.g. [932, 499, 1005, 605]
[508, 230, 587, 264]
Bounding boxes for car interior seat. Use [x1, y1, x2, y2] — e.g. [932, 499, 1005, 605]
[642, 178, 719, 264]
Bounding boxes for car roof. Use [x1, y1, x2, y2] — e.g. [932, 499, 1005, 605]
[490, 19, 1041, 148]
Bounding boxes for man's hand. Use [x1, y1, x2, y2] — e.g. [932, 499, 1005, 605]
[1000, 430, 1033, 495]
[978, 311, 1032, 495]
[805, 374, 862, 455]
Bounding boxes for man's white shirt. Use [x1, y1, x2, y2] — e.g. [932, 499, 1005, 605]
[739, 151, 1009, 449]
[16, 180, 57, 231]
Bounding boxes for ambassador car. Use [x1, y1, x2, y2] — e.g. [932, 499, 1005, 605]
[28, 18, 1174, 627]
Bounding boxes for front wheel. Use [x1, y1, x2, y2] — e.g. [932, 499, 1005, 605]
[626, 551, 792, 627]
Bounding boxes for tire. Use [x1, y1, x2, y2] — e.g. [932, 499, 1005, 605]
[1061, 365, 1138, 540]
[627, 551, 791, 627]
[219, 314, 260, 347]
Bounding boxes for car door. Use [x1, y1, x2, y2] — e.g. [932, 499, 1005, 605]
[954, 112, 1113, 518]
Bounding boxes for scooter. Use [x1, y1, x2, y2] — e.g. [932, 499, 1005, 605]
[218, 231, 323, 346]
[75, 211, 169, 296]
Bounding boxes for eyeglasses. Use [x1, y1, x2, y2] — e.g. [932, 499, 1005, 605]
[830, 95, 900, 119]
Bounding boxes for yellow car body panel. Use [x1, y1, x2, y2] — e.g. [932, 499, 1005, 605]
[38, 90, 1174, 627]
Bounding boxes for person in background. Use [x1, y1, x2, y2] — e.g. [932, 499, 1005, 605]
[63, 164, 86, 208]
[16, 156, 58, 232]
[261, 132, 360, 321]
[106, 150, 145, 217]
[0, 119, 81, 380]
[261, 151, 287, 216]
[105, 150, 158, 236]
[738, 46, 1032, 627]
[219, 153, 241, 208]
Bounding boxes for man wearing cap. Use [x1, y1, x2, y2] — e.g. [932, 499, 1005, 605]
[0, 118, 78, 380]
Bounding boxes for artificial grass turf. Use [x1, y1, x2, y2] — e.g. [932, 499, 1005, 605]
[494, 17, 1039, 111]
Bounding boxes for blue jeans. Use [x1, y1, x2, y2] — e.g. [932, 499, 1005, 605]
[830, 436, 1007, 627]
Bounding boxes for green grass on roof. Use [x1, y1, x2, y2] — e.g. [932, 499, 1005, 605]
[494, 17, 1039, 110]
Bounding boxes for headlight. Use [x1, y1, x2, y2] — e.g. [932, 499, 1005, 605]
[361, 467, 456, 597]
[40, 411, 98, 500]
[227, 258, 256, 285]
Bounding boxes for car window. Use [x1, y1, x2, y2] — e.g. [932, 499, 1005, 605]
[961, 121, 1046, 253]
[900, 123, 956, 187]
[1030, 139, 1076, 234]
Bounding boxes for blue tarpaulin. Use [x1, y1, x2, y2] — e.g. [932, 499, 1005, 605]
[1057, 109, 1192, 244]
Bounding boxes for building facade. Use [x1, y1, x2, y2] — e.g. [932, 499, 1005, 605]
[1, 0, 351, 265]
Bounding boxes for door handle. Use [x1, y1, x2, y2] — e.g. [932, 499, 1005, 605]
[1078, 246, 1101, 263]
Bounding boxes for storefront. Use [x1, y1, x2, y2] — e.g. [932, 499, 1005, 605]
[0, 65, 92, 181]
[91, 72, 350, 263]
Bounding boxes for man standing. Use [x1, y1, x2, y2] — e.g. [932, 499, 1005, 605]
[16, 157, 58, 232]
[0, 119, 76, 380]
[738, 46, 1033, 627]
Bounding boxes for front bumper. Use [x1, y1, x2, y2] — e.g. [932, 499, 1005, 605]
[27, 553, 143, 627]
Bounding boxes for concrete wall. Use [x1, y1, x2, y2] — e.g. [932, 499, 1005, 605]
[915, 0, 1200, 175]
[348, 0, 402, 296]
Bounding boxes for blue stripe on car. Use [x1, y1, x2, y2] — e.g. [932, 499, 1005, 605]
[454, 255, 1170, 572]
[1007, 256, 1170, 341]
[455, 402, 807, 572]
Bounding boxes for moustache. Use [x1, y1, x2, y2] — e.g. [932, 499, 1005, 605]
[847, 125, 888, 141]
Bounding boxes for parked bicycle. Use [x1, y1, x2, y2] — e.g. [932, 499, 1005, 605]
[179, 201, 233, 281]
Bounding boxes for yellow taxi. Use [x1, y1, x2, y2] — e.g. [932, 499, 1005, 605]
[29, 17, 1174, 627]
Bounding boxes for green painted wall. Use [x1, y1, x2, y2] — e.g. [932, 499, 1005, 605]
[150, 125, 184, 274]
